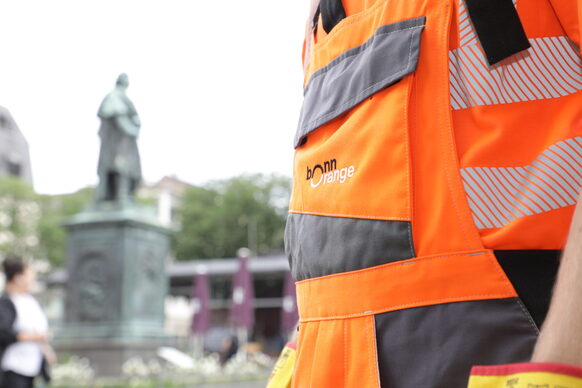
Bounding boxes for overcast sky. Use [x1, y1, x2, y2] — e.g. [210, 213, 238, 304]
[0, 1, 307, 195]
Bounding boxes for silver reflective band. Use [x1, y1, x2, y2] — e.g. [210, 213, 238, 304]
[294, 16, 426, 148]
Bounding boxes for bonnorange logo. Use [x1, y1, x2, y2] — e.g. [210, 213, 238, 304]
[306, 159, 356, 188]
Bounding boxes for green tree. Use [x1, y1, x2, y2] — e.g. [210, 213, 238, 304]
[0, 177, 41, 260]
[174, 174, 290, 260]
[37, 187, 94, 267]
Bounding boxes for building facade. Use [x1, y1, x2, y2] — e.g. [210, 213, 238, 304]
[0, 106, 33, 185]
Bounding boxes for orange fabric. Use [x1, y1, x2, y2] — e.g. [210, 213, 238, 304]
[292, 316, 380, 388]
[549, 0, 581, 46]
[292, 0, 485, 256]
[304, 0, 427, 83]
[290, 77, 412, 221]
[450, 0, 582, 250]
[410, 0, 485, 256]
[517, 0, 568, 40]
[289, 0, 582, 385]
[293, 249, 517, 387]
[296, 250, 517, 321]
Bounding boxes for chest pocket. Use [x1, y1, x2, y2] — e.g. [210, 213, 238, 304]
[287, 2, 427, 282]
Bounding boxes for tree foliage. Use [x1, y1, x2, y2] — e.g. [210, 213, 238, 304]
[0, 177, 94, 266]
[0, 177, 41, 260]
[173, 174, 290, 260]
[38, 187, 95, 267]
[0, 173, 290, 266]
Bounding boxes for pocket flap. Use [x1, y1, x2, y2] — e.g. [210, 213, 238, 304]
[294, 16, 426, 148]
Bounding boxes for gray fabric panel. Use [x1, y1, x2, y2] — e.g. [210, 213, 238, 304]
[375, 298, 539, 388]
[294, 16, 426, 148]
[285, 213, 415, 281]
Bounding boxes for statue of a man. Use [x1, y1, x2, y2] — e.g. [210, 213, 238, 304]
[96, 73, 142, 204]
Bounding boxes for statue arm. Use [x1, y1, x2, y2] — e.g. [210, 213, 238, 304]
[115, 115, 140, 137]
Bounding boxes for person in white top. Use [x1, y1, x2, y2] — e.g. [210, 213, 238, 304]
[0, 258, 56, 388]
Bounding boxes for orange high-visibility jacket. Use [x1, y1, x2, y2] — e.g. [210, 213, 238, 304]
[286, 0, 582, 386]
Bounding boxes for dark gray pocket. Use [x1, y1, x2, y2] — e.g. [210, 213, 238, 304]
[374, 298, 538, 388]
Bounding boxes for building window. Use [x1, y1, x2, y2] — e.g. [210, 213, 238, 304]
[7, 160, 21, 177]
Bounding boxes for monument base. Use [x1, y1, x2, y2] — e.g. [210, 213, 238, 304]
[60, 201, 172, 378]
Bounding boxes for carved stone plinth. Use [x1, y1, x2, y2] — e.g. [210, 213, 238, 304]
[56, 204, 171, 377]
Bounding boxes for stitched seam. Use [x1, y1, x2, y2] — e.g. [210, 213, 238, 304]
[370, 317, 381, 388]
[486, 252, 516, 294]
[410, 50, 419, 253]
[301, 67, 411, 132]
[344, 322, 348, 388]
[366, 317, 373, 388]
[403, 36, 413, 233]
[516, 298, 540, 334]
[299, 293, 516, 322]
[301, 46, 418, 133]
[307, 321, 318, 388]
[308, 25, 423, 84]
[288, 210, 408, 221]
[407, 197, 415, 256]
[296, 250, 487, 284]
[292, 323, 305, 388]
[440, 1, 477, 246]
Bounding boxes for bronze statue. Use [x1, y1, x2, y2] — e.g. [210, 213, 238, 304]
[96, 73, 142, 203]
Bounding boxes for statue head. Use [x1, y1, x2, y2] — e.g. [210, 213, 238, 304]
[116, 73, 129, 90]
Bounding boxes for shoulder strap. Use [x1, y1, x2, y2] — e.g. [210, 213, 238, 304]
[465, 0, 530, 65]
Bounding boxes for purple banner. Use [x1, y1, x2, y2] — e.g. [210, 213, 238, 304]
[230, 254, 255, 330]
[191, 271, 211, 334]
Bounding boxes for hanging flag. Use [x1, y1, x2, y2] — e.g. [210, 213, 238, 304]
[190, 270, 211, 335]
[230, 250, 255, 330]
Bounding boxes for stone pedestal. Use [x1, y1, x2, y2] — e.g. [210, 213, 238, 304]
[56, 203, 171, 377]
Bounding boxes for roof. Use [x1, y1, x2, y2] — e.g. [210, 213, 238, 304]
[169, 254, 289, 278]
[0, 106, 33, 185]
[46, 253, 289, 285]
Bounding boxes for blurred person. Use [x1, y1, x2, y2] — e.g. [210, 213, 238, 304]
[0, 258, 55, 388]
[220, 332, 238, 365]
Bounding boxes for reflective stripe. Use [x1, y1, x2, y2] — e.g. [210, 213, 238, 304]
[478, 168, 526, 217]
[538, 154, 581, 192]
[449, 50, 474, 108]
[461, 170, 505, 227]
[463, 182, 496, 229]
[470, 168, 515, 221]
[466, 197, 488, 229]
[528, 164, 577, 203]
[295, 17, 426, 148]
[495, 168, 543, 213]
[461, 138, 582, 229]
[449, 36, 582, 110]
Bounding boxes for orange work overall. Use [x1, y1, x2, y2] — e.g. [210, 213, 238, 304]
[286, 0, 582, 386]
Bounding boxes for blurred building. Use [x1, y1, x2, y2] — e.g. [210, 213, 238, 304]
[46, 253, 290, 356]
[139, 175, 190, 227]
[0, 106, 33, 185]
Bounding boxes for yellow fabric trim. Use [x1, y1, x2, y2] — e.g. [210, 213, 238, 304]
[468, 371, 582, 387]
[266, 346, 297, 388]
